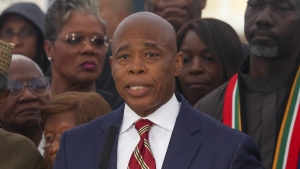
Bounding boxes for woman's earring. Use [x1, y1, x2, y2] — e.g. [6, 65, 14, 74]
[48, 57, 52, 61]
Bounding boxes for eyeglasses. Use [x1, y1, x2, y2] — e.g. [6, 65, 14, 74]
[8, 77, 50, 98]
[58, 32, 109, 53]
[0, 29, 36, 40]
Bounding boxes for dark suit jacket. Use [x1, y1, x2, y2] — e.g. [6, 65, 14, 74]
[54, 93, 263, 169]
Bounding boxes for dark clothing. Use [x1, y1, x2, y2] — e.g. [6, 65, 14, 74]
[194, 56, 299, 169]
[0, 2, 50, 75]
[96, 46, 124, 110]
[96, 88, 123, 110]
[54, 93, 263, 169]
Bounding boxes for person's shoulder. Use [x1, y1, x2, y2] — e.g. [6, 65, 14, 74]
[194, 82, 228, 121]
[190, 108, 258, 156]
[192, 108, 243, 139]
[55, 107, 123, 163]
[180, 99, 256, 153]
[64, 106, 123, 139]
[180, 92, 243, 140]
[0, 129, 37, 150]
[0, 129, 42, 169]
[197, 82, 228, 106]
[181, 109, 262, 168]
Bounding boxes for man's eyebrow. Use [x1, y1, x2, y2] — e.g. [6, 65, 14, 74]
[144, 42, 162, 51]
[115, 42, 163, 54]
[116, 44, 130, 54]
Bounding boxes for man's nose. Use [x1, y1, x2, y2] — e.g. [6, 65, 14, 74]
[128, 57, 146, 74]
[255, 7, 275, 28]
[9, 34, 23, 47]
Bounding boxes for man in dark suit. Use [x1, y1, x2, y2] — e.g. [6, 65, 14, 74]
[54, 12, 263, 169]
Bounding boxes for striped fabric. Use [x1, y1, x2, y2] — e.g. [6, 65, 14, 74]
[128, 119, 156, 169]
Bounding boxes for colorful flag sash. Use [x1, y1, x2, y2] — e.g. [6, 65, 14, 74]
[223, 74, 242, 130]
[223, 67, 300, 169]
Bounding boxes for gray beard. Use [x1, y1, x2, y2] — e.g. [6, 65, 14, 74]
[250, 44, 278, 58]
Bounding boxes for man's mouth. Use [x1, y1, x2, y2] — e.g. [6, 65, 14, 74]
[129, 86, 145, 90]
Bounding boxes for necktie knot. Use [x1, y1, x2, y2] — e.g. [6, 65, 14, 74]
[135, 119, 154, 140]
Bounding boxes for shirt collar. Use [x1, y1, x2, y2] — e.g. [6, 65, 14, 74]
[120, 94, 180, 134]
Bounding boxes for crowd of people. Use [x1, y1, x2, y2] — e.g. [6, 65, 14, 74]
[0, 0, 299, 169]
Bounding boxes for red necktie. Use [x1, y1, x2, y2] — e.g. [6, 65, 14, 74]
[128, 119, 156, 169]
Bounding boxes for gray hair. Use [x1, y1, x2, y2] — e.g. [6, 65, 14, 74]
[0, 74, 8, 93]
[45, 0, 106, 40]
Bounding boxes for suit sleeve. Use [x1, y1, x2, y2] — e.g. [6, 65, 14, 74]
[229, 135, 265, 169]
[53, 131, 68, 169]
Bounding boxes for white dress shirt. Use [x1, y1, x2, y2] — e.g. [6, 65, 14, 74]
[117, 94, 180, 169]
[38, 132, 45, 155]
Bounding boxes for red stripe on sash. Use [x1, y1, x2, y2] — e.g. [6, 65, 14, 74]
[223, 74, 238, 128]
[286, 101, 300, 168]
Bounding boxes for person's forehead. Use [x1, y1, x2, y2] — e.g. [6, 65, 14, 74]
[9, 60, 42, 78]
[112, 12, 176, 50]
[113, 28, 170, 52]
[45, 111, 76, 126]
[59, 11, 105, 35]
[1, 14, 32, 26]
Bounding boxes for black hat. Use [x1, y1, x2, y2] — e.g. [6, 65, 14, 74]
[0, 2, 45, 33]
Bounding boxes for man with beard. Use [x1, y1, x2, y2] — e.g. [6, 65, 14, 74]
[194, 0, 300, 168]
[0, 54, 50, 147]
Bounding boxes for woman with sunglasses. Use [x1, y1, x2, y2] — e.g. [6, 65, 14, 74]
[0, 54, 50, 147]
[44, 0, 123, 110]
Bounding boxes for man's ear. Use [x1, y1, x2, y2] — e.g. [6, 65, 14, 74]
[174, 52, 183, 77]
[200, 0, 207, 10]
[44, 40, 55, 61]
[0, 90, 9, 106]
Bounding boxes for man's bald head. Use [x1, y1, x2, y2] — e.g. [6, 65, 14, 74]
[111, 12, 177, 55]
[10, 54, 43, 76]
[109, 12, 183, 117]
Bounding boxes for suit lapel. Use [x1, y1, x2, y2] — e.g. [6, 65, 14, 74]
[162, 94, 203, 169]
[99, 94, 203, 169]
[99, 104, 125, 169]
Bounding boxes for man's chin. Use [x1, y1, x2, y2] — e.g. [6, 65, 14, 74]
[250, 44, 278, 58]
[14, 119, 41, 129]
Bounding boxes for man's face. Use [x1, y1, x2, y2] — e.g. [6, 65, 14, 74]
[0, 59, 49, 131]
[144, 0, 206, 31]
[244, 0, 300, 59]
[110, 17, 183, 116]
